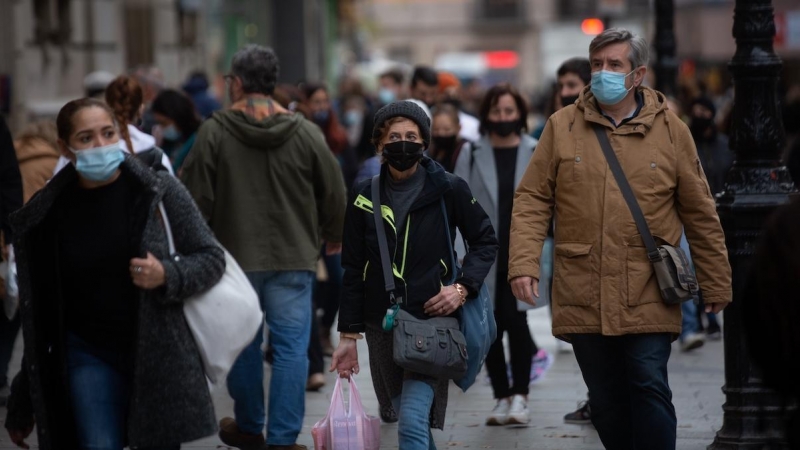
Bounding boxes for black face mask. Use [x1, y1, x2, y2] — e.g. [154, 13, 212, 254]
[486, 120, 520, 138]
[432, 135, 458, 151]
[383, 141, 425, 172]
[690, 117, 715, 140]
[560, 95, 579, 108]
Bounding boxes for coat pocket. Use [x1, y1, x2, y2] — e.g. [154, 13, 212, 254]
[552, 242, 596, 306]
[625, 237, 661, 307]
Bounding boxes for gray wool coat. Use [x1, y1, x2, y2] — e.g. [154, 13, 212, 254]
[5, 156, 225, 449]
[453, 134, 537, 310]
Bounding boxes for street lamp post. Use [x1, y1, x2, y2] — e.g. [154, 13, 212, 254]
[710, 0, 795, 448]
[653, 0, 677, 98]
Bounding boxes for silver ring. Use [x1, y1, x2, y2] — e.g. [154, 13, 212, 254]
[135, 266, 142, 273]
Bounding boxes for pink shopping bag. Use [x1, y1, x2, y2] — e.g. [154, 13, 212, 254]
[312, 376, 380, 450]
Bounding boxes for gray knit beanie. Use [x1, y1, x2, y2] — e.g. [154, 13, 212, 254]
[372, 100, 431, 147]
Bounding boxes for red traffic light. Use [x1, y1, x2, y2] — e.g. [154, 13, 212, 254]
[581, 18, 605, 36]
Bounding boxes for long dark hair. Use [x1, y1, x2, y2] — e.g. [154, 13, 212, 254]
[302, 83, 349, 155]
[151, 89, 202, 137]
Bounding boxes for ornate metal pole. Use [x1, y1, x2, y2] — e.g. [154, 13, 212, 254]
[710, 0, 795, 448]
[653, 0, 677, 98]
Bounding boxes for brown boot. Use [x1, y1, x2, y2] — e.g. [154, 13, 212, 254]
[219, 417, 266, 450]
[306, 373, 326, 392]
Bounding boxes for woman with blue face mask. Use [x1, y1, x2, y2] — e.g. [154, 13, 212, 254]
[5, 98, 225, 450]
[151, 89, 202, 175]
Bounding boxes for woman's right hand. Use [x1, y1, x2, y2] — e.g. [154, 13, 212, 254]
[7, 423, 34, 449]
[329, 338, 359, 379]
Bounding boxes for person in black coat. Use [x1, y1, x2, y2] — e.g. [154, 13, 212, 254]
[743, 199, 800, 450]
[5, 98, 225, 450]
[0, 115, 23, 406]
[331, 101, 497, 449]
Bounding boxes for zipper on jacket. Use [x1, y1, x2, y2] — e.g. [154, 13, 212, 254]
[363, 260, 369, 281]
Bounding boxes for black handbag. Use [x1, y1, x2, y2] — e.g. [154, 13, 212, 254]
[592, 124, 699, 304]
[371, 175, 468, 379]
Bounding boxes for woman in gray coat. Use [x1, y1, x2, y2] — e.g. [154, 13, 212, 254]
[453, 83, 551, 427]
[4, 98, 225, 449]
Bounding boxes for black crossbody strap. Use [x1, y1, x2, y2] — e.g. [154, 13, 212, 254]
[591, 124, 662, 262]
[371, 175, 396, 293]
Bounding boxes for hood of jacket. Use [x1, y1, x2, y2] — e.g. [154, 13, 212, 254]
[121, 124, 157, 153]
[14, 137, 60, 164]
[211, 101, 303, 149]
[575, 85, 671, 134]
[13, 155, 165, 239]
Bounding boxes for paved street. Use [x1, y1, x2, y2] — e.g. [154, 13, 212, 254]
[0, 307, 724, 449]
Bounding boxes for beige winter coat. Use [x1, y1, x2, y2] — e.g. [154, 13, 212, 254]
[509, 86, 732, 337]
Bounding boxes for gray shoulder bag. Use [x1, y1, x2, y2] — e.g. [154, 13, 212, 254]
[371, 175, 468, 380]
[592, 124, 699, 304]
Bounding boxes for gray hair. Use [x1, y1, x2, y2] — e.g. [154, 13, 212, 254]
[589, 28, 649, 69]
[230, 45, 280, 96]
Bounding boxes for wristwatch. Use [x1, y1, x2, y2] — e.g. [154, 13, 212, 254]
[454, 283, 467, 305]
[340, 332, 363, 340]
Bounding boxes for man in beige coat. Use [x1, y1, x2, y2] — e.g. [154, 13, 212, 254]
[509, 29, 732, 450]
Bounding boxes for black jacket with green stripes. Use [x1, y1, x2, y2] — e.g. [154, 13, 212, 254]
[338, 156, 498, 332]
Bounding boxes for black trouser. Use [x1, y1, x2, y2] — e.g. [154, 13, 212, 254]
[572, 333, 677, 450]
[308, 286, 325, 376]
[0, 311, 21, 387]
[485, 271, 536, 399]
[319, 251, 343, 330]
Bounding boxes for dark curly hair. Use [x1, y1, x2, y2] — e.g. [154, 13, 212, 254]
[151, 89, 201, 138]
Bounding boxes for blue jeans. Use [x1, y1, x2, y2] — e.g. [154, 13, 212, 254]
[680, 301, 700, 341]
[391, 379, 436, 450]
[571, 333, 677, 450]
[66, 334, 179, 450]
[226, 270, 314, 445]
[678, 232, 701, 341]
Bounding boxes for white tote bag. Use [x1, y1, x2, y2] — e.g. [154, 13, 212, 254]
[158, 202, 263, 384]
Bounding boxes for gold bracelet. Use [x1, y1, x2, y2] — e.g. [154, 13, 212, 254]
[454, 283, 467, 305]
[340, 332, 364, 340]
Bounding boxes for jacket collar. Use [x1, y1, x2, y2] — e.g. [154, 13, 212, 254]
[379, 156, 452, 211]
[471, 134, 537, 208]
[576, 85, 670, 136]
[11, 155, 165, 239]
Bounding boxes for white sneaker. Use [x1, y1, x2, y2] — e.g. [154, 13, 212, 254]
[486, 398, 511, 426]
[681, 333, 706, 352]
[507, 395, 530, 425]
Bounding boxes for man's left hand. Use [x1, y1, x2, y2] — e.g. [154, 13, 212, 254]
[705, 303, 727, 314]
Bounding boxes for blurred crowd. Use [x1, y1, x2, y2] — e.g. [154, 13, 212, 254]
[0, 28, 797, 449]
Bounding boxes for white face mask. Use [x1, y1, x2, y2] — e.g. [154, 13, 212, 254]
[69, 142, 125, 182]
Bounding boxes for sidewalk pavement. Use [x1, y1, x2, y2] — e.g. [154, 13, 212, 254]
[0, 307, 724, 449]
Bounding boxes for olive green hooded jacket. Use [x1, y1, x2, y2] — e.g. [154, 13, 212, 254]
[182, 102, 346, 272]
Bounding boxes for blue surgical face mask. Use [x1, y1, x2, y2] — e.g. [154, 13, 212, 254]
[378, 88, 396, 105]
[590, 69, 636, 105]
[69, 142, 125, 182]
[162, 124, 182, 141]
[312, 110, 330, 125]
[344, 110, 363, 127]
